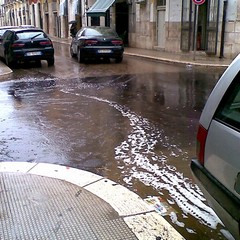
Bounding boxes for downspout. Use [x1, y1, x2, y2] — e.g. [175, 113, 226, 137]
[219, 0, 227, 58]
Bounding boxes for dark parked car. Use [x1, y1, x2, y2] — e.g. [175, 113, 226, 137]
[70, 26, 124, 63]
[0, 28, 54, 67]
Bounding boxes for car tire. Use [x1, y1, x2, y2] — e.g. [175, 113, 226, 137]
[115, 56, 123, 63]
[70, 44, 76, 58]
[47, 57, 54, 67]
[77, 49, 84, 63]
[35, 60, 41, 67]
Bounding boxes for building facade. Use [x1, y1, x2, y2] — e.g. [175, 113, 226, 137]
[0, 0, 239, 59]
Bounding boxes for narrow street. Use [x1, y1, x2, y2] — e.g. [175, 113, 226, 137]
[0, 42, 233, 239]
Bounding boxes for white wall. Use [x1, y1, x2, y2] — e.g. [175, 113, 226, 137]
[166, 0, 182, 22]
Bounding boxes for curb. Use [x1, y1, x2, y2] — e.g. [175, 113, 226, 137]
[51, 37, 230, 68]
[0, 63, 12, 80]
[0, 162, 185, 240]
[125, 52, 230, 68]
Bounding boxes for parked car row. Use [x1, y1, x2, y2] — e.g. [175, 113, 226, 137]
[191, 54, 240, 240]
[0, 25, 124, 68]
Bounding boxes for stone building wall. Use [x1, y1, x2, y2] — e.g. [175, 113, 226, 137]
[128, 1, 156, 49]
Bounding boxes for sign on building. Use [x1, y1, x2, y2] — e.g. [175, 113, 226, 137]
[192, 0, 205, 5]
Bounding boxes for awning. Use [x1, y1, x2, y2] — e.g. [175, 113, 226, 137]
[87, 0, 116, 17]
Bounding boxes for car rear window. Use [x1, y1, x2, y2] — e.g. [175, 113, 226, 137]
[16, 31, 45, 40]
[215, 71, 240, 130]
[0, 30, 6, 35]
[84, 28, 117, 37]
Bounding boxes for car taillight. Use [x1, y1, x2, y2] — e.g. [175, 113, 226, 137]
[111, 40, 123, 45]
[39, 41, 52, 46]
[12, 43, 25, 48]
[196, 124, 208, 165]
[85, 40, 98, 45]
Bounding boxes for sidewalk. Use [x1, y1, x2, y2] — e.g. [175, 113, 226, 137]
[124, 47, 231, 68]
[0, 162, 184, 240]
[0, 60, 13, 79]
[50, 35, 232, 68]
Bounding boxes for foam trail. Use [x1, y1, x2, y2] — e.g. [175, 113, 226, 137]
[60, 90, 222, 231]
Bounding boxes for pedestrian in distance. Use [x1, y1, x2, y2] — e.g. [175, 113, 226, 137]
[70, 22, 77, 37]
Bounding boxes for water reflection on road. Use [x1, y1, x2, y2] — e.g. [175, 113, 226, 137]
[57, 71, 229, 239]
[85, 93, 219, 228]
[60, 88, 225, 240]
[0, 65, 232, 239]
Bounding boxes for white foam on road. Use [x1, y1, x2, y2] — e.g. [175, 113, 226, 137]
[82, 94, 222, 231]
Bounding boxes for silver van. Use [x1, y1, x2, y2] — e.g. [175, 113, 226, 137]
[191, 54, 240, 240]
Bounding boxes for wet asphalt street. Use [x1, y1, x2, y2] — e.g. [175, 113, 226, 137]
[0, 42, 234, 240]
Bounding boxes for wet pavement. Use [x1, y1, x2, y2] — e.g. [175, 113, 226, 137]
[0, 56, 187, 239]
[0, 43, 234, 239]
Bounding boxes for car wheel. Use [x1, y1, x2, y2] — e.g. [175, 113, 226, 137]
[103, 58, 110, 63]
[77, 49, 84, 63]
[115, 56, 123, 63]
[70, 44, 76, 58]
[47, 57, 54, 67]
[35, 60, 41, 67]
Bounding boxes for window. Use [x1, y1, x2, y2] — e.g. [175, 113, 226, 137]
[215, 72, 240, 130]
[16, 31, 45, 40]
[85, 28, 117, 37]
[157, 0, 166, 6]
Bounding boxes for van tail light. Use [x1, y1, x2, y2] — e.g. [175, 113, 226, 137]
[12, 43, 25, 48]
[111, 40, 123, 45]
[196, 124, 208, 165]
[85, 40, 98, 46]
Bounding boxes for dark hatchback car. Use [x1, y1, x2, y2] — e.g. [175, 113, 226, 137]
[0, 28, 54, 67]
[70, 26, 124, 63]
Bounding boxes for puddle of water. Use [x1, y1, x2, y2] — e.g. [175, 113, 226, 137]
[0, 71, 231, 239]
[78, 94, 231, 240]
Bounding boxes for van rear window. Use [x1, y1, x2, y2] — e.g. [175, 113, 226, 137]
[215, 72, 240, 130]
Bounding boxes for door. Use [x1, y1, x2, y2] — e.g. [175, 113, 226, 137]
[53, 12, 58, 36]
[181, 0, 219, 54]
[181, 0, 193, 51]
[197, 2, 207, 50]
[116, 2, 129, 45]
[206, 0, 219, 55]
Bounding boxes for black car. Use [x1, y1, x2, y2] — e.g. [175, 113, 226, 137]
[70, 26, 124, 63]
[0, 28, 54, 67]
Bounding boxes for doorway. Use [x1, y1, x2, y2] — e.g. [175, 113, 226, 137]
[157, 0, 166, 49]
[157, 8, 166, 48]
[181, 0, 219, 54]
[115, 2, 129, 45]
[197, 2, 207, 50]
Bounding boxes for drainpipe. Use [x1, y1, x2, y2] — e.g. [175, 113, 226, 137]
[219, 0, 228, 58]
